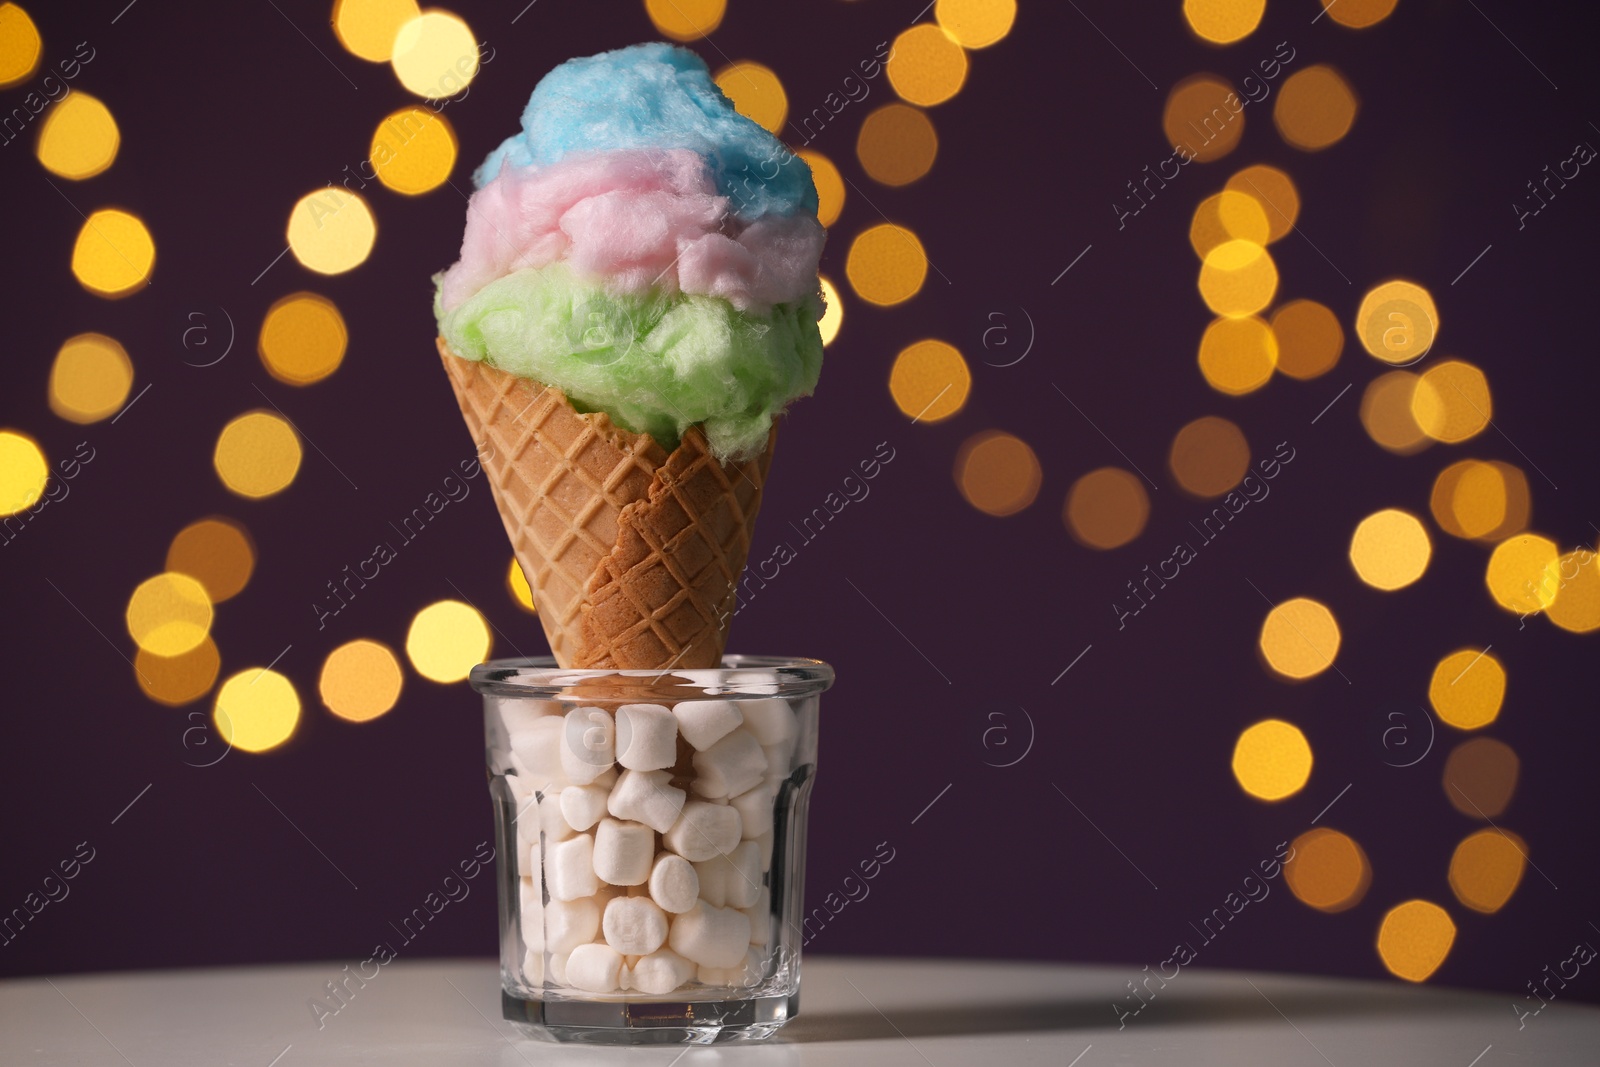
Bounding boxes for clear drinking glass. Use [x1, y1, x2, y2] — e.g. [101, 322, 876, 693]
[472, 655, 833, 1045]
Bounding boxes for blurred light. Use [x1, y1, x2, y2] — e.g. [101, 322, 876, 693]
[1259, 597, 1340, 679]
[1198, 240, 1278, 318]
[371, 106, 457, 194]
[287, 188, 375, 275]
[846, 223, 928, 306]
[1162, 75, 1245, 163]
[166, 518, 255, 603]
[955, 431, 1041, 518]
[1486, 533, 1559, 614]
[1270, 300, 1342, 379]
[126, 572, 213, 657]
[890, 339, 970, 422]
[713, 61, 787, 134]
[1231, 719, 1312, 800]
[1349, 508, 1431, 591]
[1198, 314, 1277, 394]
[1449, 829, 1527, 914]
[1546, 549, 1600, 633]
[935, 0, 1016, 48]
[0, 429, 47, 515]
[1356, 279, 1437, 364]
[1412, 360, 1491, 443]
[1443, 737, 1519, 818]
[1430, 459, 1529, 542]
[1377, 900, 1455, 983]
[214, 411, 302, 499]
[1320, 0, 1397, 28]
[1064, 467, 1149, 549]
[72, 209, 155, 297]
[35, 92, 119, 179]
[507, 557, 536, 613]
[334, 0, 421, 62]
[1284, 828, 1370, 912]
[0, 2, 40, 88]
[857, 103, 938, 187]
[390, 10, 478, 100]
[644, 0, 724, 41]
[1274, 65, 1358, 150]
[320, 639, 404, 722]
[1183, 0, 1265, 44]
[258, 292, 348, 385]
[1169, 415, 1249, 498]
[886, 23, 968, 107]
[406, 600, 491, 683]
[796, 150, 844, 228]
[1428, 647, 1505, 730]
[1360, 371, 1430, 454]
[49, 333, 132, 423]
[1189, 190, 1270, 259]
[214, 668, 300, 753]
[817, 276, 843, 346]
[135, 636, 220, 707]
[1225, 164, 1298, 242]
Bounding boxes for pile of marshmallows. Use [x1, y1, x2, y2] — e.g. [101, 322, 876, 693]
[507, 694, 801, 996]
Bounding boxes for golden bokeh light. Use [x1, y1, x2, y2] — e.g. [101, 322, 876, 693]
[1486, 533, 1559, 614]
[258, 292, 348, 386]
[1232, 719, 1313, 801]
[1259, 597, 1341, 680]
[1189, 190, 1270, 259]
[166, 518, 255, 603]
[214, 668, 300, 754]
[1198, 240, 1278, 318]
[371, 106, 457, 194]
[126, 572, 214, 658]
[846, 223, 928, 306]
[818, 275, 843, 347]
[1198, 314, 1277, 394]
[1449, 829, 1527, 914]
[72, 209, 155, 297]
[1170, 416, 1249, 498]
[644, 0, 724, 41]
[49, 333, 132, 424]
[1183, 0, 1265, 44]
[955, 431, 1041, 518]
[334, 0, 421, 62]
[1270, 300, 1342, 379]
[320, 639, 404, 723]
[0, 429, 47, 515]
[1163, 75, 1245, 163]
[1349, 508, 1431, 591]
[857, 103, 938, 187]
[406, 600, 491, 683]
[135, 636, 220, 707]
[1284, 828, 1370, 912]
[507, 557, 536, 613]
[935, 0, 1016, 48]
[1357, 279, 1438, 364]
[390, 10, 478, 99]
[890, 339, 970, 423]
[1321, 0, 1397, 28]
[1274, 65, 1358, 151]
[1064, 467, 1149, 550]
[1360, 371, 1430, 455]
[1225, 164, 1298, 242]
[214, 411, 302, 499]
[1428, 647, 1505, 731]
[1412, 360, 1491, 443]
[1444, 737, 1519, 818]
[1431, 460, 1529, 542]
[886, 23, 968, 107]
[714, 61, 787, 134]
[35, 92, 119, 180]
[796, 150, 844, 228]
[1377, 900, 1455, 983]
[1546, 550, 1600, 633]
[287, 188, 376, 275]
[0, 2, 40, 88]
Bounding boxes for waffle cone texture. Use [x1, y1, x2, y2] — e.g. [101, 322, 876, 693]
[438, 339, 774, 670]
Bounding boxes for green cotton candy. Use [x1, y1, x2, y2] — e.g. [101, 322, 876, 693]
[436, 263, 823, 462]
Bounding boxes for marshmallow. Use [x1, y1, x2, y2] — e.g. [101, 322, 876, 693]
[729, 784, 774, 840]
[561, 707, 615, 785]
[545, 896, 599, 955]
[738, 698, 796, 746]
[521, 945, 545, 985]
[615, 703, 678, 771]
[536, 791, 577, 843]
[742, 886, 771, 946]
[674, 699, 743, 751]
[664, 801, 742, 861]
[669, 902, 752, 968]
[546, 834, 598, 901]
[628, 949, 695, 995]
[756, 829, 774, 871]
[698, 947, 765, 988]
[695, 841, 761, 909]
[691, 728, 766, 798]
[519, 876, 545, 951]
[500, 698, 561, 735]
[608, 769, 686, 834]
[763, 734, 798, 776]
[559, 783, 610, 833]
[510, 717, 568, 788]
[548, 950, 568, 985]
[593, 818, 654, 886]
[567, 943, 623, 993]
[602, 895, 670, 955]
[649, 852, 700, 914]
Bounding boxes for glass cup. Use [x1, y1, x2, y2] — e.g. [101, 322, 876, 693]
[472, 655, 834, 1045]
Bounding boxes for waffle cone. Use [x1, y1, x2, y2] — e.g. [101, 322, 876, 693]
[437, 339, 774, 670]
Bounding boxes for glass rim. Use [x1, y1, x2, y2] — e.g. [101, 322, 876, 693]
[469, 654, 834, 698]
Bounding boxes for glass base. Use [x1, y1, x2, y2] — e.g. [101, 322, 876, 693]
[502, 989, 798, 1045]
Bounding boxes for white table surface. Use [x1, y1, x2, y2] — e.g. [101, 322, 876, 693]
[3, 957, 1595, 1065]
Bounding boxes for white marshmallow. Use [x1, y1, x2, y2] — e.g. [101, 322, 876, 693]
[545, 897, 599, 955]
[500, 698, 561, 735]
[566, 943, 623, 993]
[560, 707, 615, 785]
[593, 818, 654, 886]
[559, 783, 609, 833]
[518, 840, 536, 879]
[668, 902, 752, 968]
[756, 829, 774, 871]
[536, 791, 576, 843]
[648, 852, 699, 914]
[695, 841, 761, 909]
[608, 769, 686, 834]
[510, 717, 568, 788]
[729, 784, 774, 840]
[506, 769, 537, 806]
[673, 699, 744, 751]
[738, 698, 797, 746]
[763, 734, 798, 776]
[742, 887, 771, 946]
[664, 801, 742, 861]
[615, 703, 678, 771]
[519, 876, 545, 951]
[691, 729, 767, 799]
[629, 949, 695, 995]
[602, 895, 670, 955]
[546, 834, 598, 902]
[548, 950, 568, 986]
[521, 945, 545, 985]
[698, 947, 765, 988]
